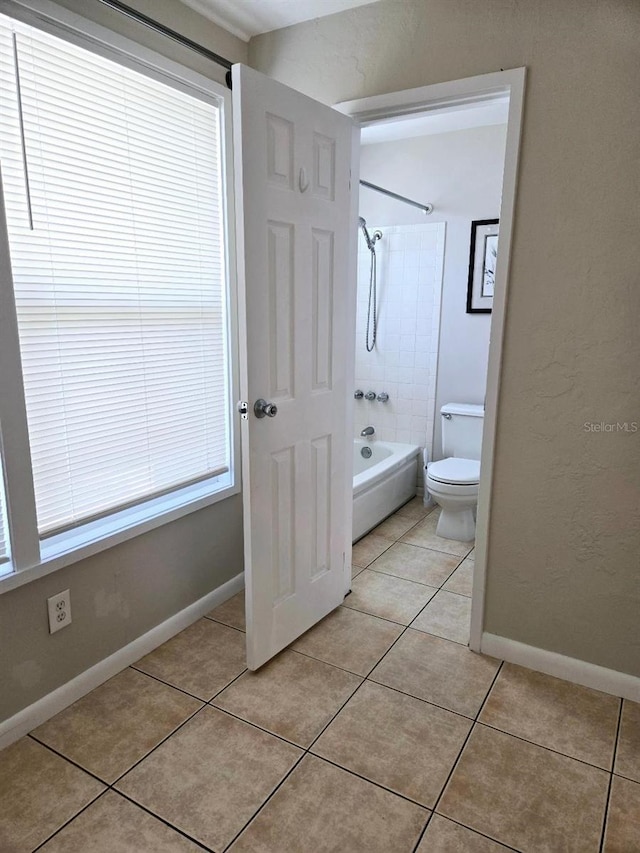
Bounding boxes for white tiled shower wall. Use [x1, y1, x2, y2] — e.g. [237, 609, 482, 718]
[354, 222, 445, 453]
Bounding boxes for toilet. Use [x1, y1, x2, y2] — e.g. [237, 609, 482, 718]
[426, 403, 484, 541]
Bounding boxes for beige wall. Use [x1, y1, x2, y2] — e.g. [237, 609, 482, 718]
[250, 0, 640, 676]
[0, 0, 246, 724]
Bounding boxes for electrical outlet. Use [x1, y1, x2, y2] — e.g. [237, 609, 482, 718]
[47, 589, 71, 634]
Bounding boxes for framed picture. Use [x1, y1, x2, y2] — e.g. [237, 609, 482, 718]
[466, 219, 499, 314]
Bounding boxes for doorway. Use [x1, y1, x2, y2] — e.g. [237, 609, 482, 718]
[337, 68, 526, 652]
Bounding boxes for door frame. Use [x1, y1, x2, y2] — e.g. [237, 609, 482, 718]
[337, 67, 526, 653]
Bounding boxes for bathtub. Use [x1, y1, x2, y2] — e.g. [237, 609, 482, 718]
[353, 440, 421, 542]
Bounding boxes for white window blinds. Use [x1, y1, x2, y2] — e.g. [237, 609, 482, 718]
[0, 15, 230, 535]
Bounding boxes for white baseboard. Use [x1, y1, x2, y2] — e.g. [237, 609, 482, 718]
[0, 572, 245, 751]
[481, 632, 640, 702]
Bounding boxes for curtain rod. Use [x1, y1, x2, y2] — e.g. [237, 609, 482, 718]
[360, 179, 433, 215]
[95, 0, 234, 86]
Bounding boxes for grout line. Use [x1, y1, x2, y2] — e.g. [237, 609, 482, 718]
[207, 703, 308, 751]
[110, 703, 207, 788]
[364, 676, 476, 722]
[31, 788, 111, 852]
[407, 626, 471, 648]
[475, 720, 618, 773]
[220, 752, 308, 851]
[598, 697, 624, 853]
[209, 667, 250, 702]
[427, 814, 522, 852]
[410, 661, 505, 852]
[306, 678, 368, 752]
[306, 751, 431, 811]
[113, 789, 214, 851]
[285, 645, 369, 678]
[201, 615, 246, 633]
[27, 735, 109, 787]
[128, 665, 208, 703]
[364, 564, 452, 590]
[221, 677, 373, 849]
[341, 601, 411, 627]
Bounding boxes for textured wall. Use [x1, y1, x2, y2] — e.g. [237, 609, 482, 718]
[0, 0, 246, 724]
[250, 0, 640, 676]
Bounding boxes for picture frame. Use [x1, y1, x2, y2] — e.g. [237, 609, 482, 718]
[466, 219, 499, 314]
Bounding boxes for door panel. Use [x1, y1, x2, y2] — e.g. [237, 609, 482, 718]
[232, 64, 358, 669]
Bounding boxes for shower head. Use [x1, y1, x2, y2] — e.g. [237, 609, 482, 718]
[359, 216, 382, 252]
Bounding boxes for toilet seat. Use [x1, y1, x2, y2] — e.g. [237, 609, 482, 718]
[428, 457, 480, 485]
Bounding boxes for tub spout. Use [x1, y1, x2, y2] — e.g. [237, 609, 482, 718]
[361, 426, 375, 437]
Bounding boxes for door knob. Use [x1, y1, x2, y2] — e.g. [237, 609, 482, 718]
[254, 398, 278, 418]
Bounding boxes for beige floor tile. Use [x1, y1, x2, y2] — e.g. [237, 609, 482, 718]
[439, 724, 609, 852]
[213, 649, 362, 746]
[352, 532, 394, 567]
[343, 569, 438, 625]
[39, 791, 201, 852]
[116, 706, 300, 851]
[479, 663, 620, 769]
[372, 513, 419, 541]
[603, 775, 640, 852]
[417, 815, 511, 852]
[228, 754, 428, 853]
[443, 557, 474, 597]
[614, 699, 640, 782]
[291, 606, 402, 676]
[313, 681, 471, 806]
[400, 513, 474, 557]
[32, 668, 201, 783]
[206, 591, 246, 631]
[369, 542, 460, 587]
[411, 590, 471, 645]
[0, 737, 104, 853]
[395, 496, 434, 521]
[134, 618, 246, 700]
[370, 630, 500, 717]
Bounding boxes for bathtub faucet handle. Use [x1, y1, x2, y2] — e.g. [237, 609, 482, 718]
[365, 390, 377, 401]
[354, 389, 364, 399]
[377, 392, 389, 402]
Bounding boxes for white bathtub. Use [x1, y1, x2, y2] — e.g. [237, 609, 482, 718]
[353, 440, 421, 542]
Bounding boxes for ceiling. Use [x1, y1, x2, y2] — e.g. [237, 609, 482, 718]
[180, 0, 380, 41]
[360, 99, 510, 145]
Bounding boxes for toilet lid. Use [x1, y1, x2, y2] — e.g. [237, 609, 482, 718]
[428, 457, 480, 485]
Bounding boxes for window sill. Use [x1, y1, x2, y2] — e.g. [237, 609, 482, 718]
[0, 473, 240, 595]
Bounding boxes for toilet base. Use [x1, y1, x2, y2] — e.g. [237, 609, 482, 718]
[436, 506, 476, 542]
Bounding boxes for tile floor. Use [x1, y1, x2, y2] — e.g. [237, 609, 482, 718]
[1, 498, 638, 852]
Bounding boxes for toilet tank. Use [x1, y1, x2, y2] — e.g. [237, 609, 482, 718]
[441, 403, 484, 460]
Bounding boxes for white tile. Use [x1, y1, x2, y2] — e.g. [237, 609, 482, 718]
[400, 318, 417, 335]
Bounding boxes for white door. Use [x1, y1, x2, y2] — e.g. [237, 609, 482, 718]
[232, 64, 358, 670]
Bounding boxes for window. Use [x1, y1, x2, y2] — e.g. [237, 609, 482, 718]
[0, 11, 235, 582]
[0, 467, 8, 568]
